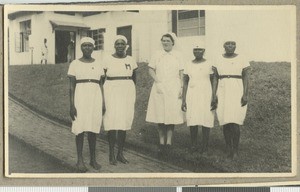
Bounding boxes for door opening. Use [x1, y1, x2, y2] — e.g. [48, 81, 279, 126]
[55, 31, 76, 64]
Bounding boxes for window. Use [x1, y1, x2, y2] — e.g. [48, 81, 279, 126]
[18, 20, 31, 52]
[87, 28, 105, 50]
[172, 10, 205, 37]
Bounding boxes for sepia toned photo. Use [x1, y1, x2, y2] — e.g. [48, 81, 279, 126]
[3, 4, 296, 179]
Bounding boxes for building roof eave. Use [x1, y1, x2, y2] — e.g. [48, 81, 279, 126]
[49, 20, 90, 31]
[8, 11, 43, 20]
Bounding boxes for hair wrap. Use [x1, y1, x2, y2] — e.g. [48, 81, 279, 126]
[114, 35, 128, 44]
[80, 37, 95, 46]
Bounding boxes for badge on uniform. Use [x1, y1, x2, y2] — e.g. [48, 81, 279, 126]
[125, 64, 131, 70]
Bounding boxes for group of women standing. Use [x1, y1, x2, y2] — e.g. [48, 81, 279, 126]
[146, 33, 250, 160]
[68, 35, 136, 172]
[67, 32, 250, 173]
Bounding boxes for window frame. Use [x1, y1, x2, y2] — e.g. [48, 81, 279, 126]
[87, 28, 106, 51]
[172, 10, 205, 37]
[19, 20, 31, 52]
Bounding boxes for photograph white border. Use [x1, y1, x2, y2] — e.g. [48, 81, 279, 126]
[3, 4, 297, 179]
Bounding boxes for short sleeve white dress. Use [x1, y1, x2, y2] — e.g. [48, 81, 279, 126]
[146, 50, 185, 125]
[67, 59, 104, 135]
[41, 44, 48, 60]
[215, 55, 250, 126]
[184, 60, 215, 128]
[103, 55, 137, 131]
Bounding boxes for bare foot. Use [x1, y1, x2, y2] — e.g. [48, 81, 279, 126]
[109, 154, 117, 165]
[116, 153, 129, 164]
[76, 162, 88, 173]
[190, 145, 197, 153]
[90, 161, 101, 170]
[231, 150, 239, 160]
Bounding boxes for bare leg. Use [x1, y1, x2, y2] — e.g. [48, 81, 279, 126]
[88, 132, 101, 170]
[232, 123, 240, 158]
[157, 124, 166, 156]
[201, 126, 210, 154]
[108, 130, 117, 165]
[223, 124, 233, 157]
[158, 123, 165, 145]
[164, 124, 174, 159]
[166, 124, 175, 145]
[117, 130, 129, 164]
[189, 126, 198, 152]
[227, 123, 237, 159]
[76, 132, 87, 172]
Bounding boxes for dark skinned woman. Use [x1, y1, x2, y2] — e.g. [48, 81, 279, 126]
[182, 46, 217, 154]
[213, 41, 250, 159]
[103, 35, 137, 165]
[68, 37, 105, 172]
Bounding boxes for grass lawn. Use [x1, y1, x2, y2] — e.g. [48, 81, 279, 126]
[8, 61, 291, 173]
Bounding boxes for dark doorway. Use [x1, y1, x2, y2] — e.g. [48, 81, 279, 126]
[55, 31, 76, 63]
[117, 25, 132, 56]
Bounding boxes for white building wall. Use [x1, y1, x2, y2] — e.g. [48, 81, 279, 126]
[9, 9, 291, 65]
[30, 13, 54, 64]
[9, 12, 87, 65]
[83, 11, 170, 63]
[9, 14, 33, 65]
[83, 12, 136, 61]
[131, 9, 292, 63]
[137, 10, 169, 63]
[136, 10, 206, 63]
[45, 12, 85, 64]
[130, 10, 205, 63]
[205, 9, 293, 62]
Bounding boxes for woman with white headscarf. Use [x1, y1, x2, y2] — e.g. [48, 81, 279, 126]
[103, 35, 138, 165]
[181, 46, 217, 154]
[214, 41, 250, 159]
[146, 33, 185, 156]
[68, 37, 105, 172]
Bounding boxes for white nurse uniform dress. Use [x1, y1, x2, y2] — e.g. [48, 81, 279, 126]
[184, 60, 215, 128]
[215, 55, 250, 126]
[103, 55, 137, 131]
[67, 59, 104, 135]
[146, 50, 185, 125]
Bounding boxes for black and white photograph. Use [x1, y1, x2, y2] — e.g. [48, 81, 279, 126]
[4, 4, 296, 178]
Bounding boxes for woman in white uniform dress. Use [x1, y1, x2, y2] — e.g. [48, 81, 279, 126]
[146, 33, 184, 155]
[181, 47, 217, 154]
[214, 41, 250, 159]
[68, 37, 104, 172]
[103, 35, 137, 165]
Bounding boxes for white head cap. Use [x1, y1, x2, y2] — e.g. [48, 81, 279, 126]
[167, 32, 177, 44]
[114, 35, 128, 44]
[80, 37, 95, 46]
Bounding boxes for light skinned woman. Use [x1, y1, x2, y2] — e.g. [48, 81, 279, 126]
[181, 47, 217, 154]
[146, 33, 185, 155]
[103, 35, 137, 165]
[214, 41, 250, 159]
[68, 37, 105, 172]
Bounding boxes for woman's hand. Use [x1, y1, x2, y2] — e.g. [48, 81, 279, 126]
[181, 101, 187, 112]
[156, 82, 164, 94]
[102, 102, 106, 115]
[241, 94, 248, 106]
[211, 96, 218, 111]
[70, 105, 77, 121]
[178, 89, 183, 99]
